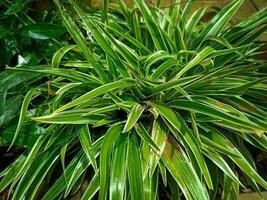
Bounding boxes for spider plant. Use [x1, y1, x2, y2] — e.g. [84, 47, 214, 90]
[1, 0, 267, 199]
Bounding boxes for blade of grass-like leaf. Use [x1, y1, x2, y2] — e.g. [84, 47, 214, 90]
[173, 46, 214, 79]
[162, 135, 209, 200]
[82, 104, 118, 116]
[201, 125, 267, 189]
[196, 0, 244, 45]
[244, 178, 263, 199]
[140, 137, 151, 178]
[53, 82, 82, 110]
[71, 0, 130, 78]
[118, 0, 129, 21]
[42, 137, 103, 200]
[123, 103, 145, 133]
[203, 149, 242, 186]
[60, 142, 68, 181]
[203, 116, 264, 137]
[0, 86, 7, 115]
[149, 119, 167, 177]
[186, 7, 207, 39]
[191, 112, 201, 143]
[168, 0, 181, 25]
[182, 64, 244, 91]
[192, 96, 248, 120]
[231, 177, 240, 200]
[32, 112, 107, 125]
[54, 79, 135, 113]
[237, 7, 267, 29]
[222, 174, 239, 200]
[242, 134, 267, 152]
[0, 158, 18, 177]
[112, 38, 140, 71]
[134, 123, 159, 152]
[136, 0, 167, 50]
[19, 149, 61, 200]
[167, 172, 181, 200]
[103, 21, 150, 54]
[215, 117, 265, 135]
[181, 0, 195, 21]
[45, 134, 70, 156]
[169, 100, 265, 134]
[222, 174, 232, 200]
[93, 118, 119, 127]
[77, 125, 98, 172]
[200, 136, 240, 157]
[208, 0, 243, 37]
[51, 45, 77, 68]
[101, 0, 108, 22]
[151, 102, 213, 189]
[11, 151, 57, 199]
[158, 159, 167, 187]
[60, 61, 92, 68]
[42, 151, 83, 200]
[207, 36, 238, 50]
[76, 98, 114, 110]
[157, 25, 176, 52]
[81, 172, 100, 200]
[226, 78, 266, 93]
[91, 21, 145, 79]
[225, 7, 267, 43]
[127, 132, 144, 200]
[6, 67, 102, 84]
[106, 55, 118, 81]
[240, 24, 267, 45]
[152, 75, 199, 94]
[151, 59, 177, 80]
[144, 171, 158, 200]
[117, 101, 140, 111]
[64, 154, 94, 197]
[0, 155, 26, 192]
[132, 8, 142, 44]
[54, 0, 107, 82]
[73, 11, 115, 60]
[99, 124, 123, 200]
[208, 166, 219, 200]
[110, 133, 128, 200]
[145, 50, 175, 75]
[8, 88, 36, 149]
[174, 26, 186, 51]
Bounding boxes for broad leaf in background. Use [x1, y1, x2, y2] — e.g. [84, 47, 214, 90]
[22, 24, 67, 40]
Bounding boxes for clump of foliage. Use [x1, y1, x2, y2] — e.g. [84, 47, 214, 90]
[1, 0, 267, 199]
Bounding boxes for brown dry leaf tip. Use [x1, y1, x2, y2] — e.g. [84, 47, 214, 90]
[47, 81, 57, 96]
[164, 135, 180, 161]
[226, 140, 235, 148]
[206, 78, 214, 84]
[216, 101, 225, 109]
[136, 9, 142, 18]
[241, 104, 257, 113]
[252, 129, 264, 137]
